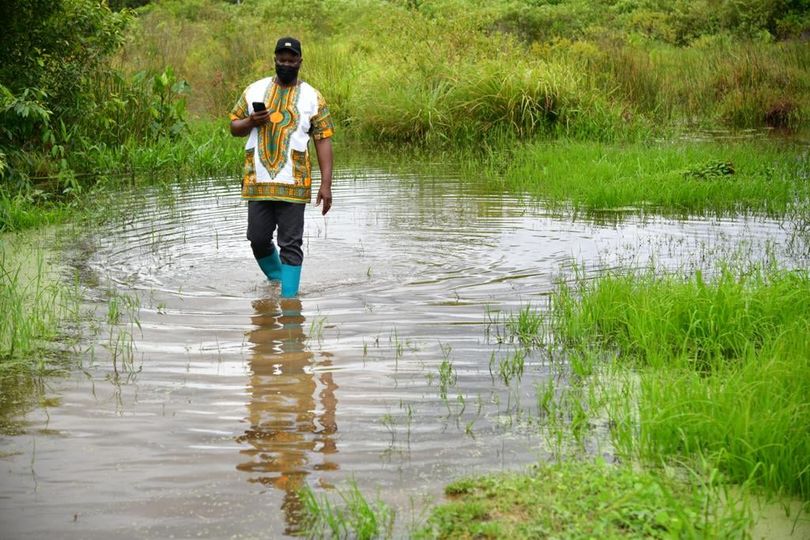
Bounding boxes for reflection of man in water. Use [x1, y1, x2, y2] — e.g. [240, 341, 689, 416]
[236, 298, 338, 534]
[229, 36, 334, 298]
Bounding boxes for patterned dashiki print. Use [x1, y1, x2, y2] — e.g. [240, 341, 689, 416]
[230, 78, 334, 203]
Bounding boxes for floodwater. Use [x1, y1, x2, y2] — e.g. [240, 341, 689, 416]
[1, 167, 808, 538]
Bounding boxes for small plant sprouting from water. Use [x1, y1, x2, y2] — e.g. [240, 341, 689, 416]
[106, 290, 141, 328]
[537, 378, 555, 419]
[397, 400, 415, 446]
[505, 304, 546, 348]
[389, 328, 404, 364]
[486, 304, 548, 349]
[437, 343, 457, 400]
[498, 348, 525, 386]
[381, 413, 395, 446]
[100, 289, 142, 382]
[309, 315, 327, 341]
[300, 481, 394, 540]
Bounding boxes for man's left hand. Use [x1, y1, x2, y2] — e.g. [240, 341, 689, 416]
[316, 186, 332, 215]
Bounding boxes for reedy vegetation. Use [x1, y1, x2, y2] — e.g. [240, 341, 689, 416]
[551, 266, 810, 500]
[124, 0, 810, 142]
[0, 238, 80, 365]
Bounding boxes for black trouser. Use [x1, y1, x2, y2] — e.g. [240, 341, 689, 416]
[246, 200, 305, 266]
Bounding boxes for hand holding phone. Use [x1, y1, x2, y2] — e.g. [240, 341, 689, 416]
[250, 101, 269, 126]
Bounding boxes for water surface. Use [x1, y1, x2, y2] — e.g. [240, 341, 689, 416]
[1, 167, 807, 538]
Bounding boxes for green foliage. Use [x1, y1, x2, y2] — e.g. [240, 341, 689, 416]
[123, 0, 809, 145]
[0, 0, 130, 113]
[498, 141, 809, 215]
[416, 460, 751, 539]
[0, 0, 191, 199]
[300, 481, 395, 539]
[551, 266, 810, 498]
[552, 267, 810, 368]
[0, 240, 79, 366]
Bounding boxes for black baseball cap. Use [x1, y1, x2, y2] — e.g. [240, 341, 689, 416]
[274, 37, 302, 56]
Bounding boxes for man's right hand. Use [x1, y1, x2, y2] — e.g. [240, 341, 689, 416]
[250, 109, 270, 127]
[230, 111, 269, 137]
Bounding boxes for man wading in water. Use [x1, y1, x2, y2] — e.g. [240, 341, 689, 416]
[229, 37, 334, 297]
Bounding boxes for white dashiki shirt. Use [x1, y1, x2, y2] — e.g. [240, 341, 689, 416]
[229, 77, 334, 203]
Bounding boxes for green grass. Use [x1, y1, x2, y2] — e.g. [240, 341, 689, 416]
[299, 481, 394, 540]
[415, 460, 751, 539]
[125, 1, 810, 139]
[0, 238, 80, 367]
[552, 266, 810, 369]
[550, 266, 810, 499]
[496, 140, 810, 215]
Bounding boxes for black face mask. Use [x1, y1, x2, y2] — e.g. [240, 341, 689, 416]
[275, 63, 299, 85]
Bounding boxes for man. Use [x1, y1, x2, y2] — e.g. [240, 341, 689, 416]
[229, 36, 334, 298]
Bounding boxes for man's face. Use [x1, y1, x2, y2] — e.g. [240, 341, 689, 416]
[275, 50, 302, 67]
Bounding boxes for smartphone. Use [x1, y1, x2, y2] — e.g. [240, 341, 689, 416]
[252, 101, 267, 112]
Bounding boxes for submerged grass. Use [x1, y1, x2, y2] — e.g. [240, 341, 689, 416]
[415, 460, 750, 539]
[299, 481, 395, 540]
[0, 234, 81, 431]
[496, 140, 810, 215]
[0, 237, 80, 368]
[551, 266, 810, 500]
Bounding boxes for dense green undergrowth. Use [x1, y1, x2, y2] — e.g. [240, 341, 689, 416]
[552, 266, 810, 500]
[4, 0, 810, 214]
[124, 0, 810, 138]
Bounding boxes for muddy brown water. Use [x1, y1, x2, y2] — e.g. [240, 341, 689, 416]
[1, 168, 808, 538]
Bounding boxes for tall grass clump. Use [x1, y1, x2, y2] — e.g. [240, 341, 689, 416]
[552, 39, 810, 130]
[299, 482, 394, 540]
[498, 140, 809, 215]
[551, 266, 810, 498]
[0, 241, 78, 369]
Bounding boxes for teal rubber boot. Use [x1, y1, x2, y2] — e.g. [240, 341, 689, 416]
[257, 250, 282, 281]
[280, 264, 302, 298]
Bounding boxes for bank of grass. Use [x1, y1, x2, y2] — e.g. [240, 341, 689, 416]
[414, 460, 750, 539]
[494, 140, 810, 215]
[552, 266, 810, 500]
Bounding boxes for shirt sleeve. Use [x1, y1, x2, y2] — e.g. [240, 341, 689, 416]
[309, 90, 334, 140]
[229, 91, 248, 121]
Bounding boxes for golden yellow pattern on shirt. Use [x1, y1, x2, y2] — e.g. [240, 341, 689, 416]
[229, 80, 335, 203]
[256, 83, 300, 178]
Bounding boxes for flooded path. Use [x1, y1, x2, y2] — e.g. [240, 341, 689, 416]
[1, 167, 807, 538]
